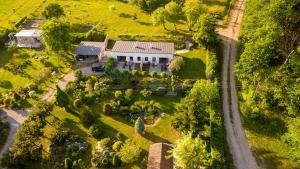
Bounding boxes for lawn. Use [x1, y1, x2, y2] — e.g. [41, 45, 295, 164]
[0, 48, 73, 107]
[177, 47, 207, 79]
[39, 94, 181, 169]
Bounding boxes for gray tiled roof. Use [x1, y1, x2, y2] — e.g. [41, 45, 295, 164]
[112, 41, 174, 54]
[75, 41, 106, 56]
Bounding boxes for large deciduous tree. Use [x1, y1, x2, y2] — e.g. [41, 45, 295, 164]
[184, 0, 207, 29]
[152, 7, 167, 29]
[42, 3, 65, 19]
[164, 1, 184, 30]
[192, 14, 218, 49]
[173, 134, 209, 169]
[41, 18, 70, 53]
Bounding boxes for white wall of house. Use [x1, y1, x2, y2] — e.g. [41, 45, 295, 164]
[111, 52, 173, 64]
[15, 36, 42, 48]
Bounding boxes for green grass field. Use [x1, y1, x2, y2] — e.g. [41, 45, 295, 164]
[177, 48, 207, 79]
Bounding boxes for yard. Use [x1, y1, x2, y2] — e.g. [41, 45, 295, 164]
[177, 48, 208, 79]
[38, 93, 181, 169]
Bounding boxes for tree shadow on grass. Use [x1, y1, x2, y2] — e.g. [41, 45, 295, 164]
[177, 57, 206, 79]
[242, 112, 287, 137]
[143, 130, 169, 143]
[253, 148, 288, 169]
[0, 80, 13, 89]
[119, 13, 131, 18]
[136, 21, 152, 26]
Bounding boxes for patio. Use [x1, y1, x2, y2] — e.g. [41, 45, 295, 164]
[115, 62, 171, 75]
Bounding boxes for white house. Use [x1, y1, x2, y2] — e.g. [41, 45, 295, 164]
[13, 29, 42, 48]
[111, 41, 174, 65]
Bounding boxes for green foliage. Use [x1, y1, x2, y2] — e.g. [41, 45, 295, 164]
[165, 1, 184, 29]
[103, 103, 113, 115]
[73, 99, 81, 108]
[42, 3, 65, 19]
[99, 138, 111, 148]
[112, 141, 123, 151]
[85, 30, 106, 41]
[134, 117, 145, 134]
[205, 51, 217, 80]
[184, 0, 207, 29]
[117, 139, 142, 164]
[65, 158, 73, 169]
[193, 14, 218, 49]
[114, 90, 123, 100]
[105, 58, 115, 73]
[150, 71, 157, 77]
[173, 80, 219, 134]
[41, 18, 70, 53]
[173, 134, 209, 169]
[168, 56, 184, 73]
[89, 124, 103, 139]
[152, 7, 166, 29]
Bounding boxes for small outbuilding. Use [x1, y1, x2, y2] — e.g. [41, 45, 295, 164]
[147, 143, 173, 169]
[74, 41, 107, 64]
[13, 29, 42, 48]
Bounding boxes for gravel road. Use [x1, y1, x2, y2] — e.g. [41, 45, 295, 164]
[217, 0, 259, 169]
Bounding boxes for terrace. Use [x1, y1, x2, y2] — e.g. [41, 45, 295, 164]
[115, 61, 170, 75]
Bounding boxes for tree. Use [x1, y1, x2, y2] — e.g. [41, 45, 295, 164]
[41, 18, 70, 53]
[173, 134, 208, 169]
[192, 14, 218, 49]
[134, 117, 145, 134]
[117, 139, 142, 164]
[42, 3, 65, 19]
[165, 2, 184, 30]
[168, 56, 184, 73]
[55, 85, 69, 108]
[152, 7, 167, 29]
[172, 80, 219, 134]
[184, 0, 207, 29]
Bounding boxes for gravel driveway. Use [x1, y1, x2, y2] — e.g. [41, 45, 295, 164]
[217, 0, 259, 168]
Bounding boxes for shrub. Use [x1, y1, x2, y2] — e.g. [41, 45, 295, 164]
[125, 89, 134, 98]
[112, 154, 122, 167]
[140, 71, 148, 76]
[150, 71, 157, 77]
[140, 89, 152, 98]
[205, 52, 217, 80]
[85, 30, 106, 42]
[89, 124, 103, 139]
[103, 103, 113, 115]
[73, 99, 81, 108]
[160, 72, 167, 78]
[109, 5, 116, 11]
[112, 141, 123, 151]
[131, 70, 139, 77]
[134, 117, 145, 134]
[105, 58, 115, 73]
[117, 139, 142, 164]
[168, 56, 184, 73]
[65, 158, 73, 169]
[153, 87, 167, 96]
[75, 69, 83, 81]
[99, 138, 111, 148]
[34, 67, 53, 84]
[114, 90, 123, 99]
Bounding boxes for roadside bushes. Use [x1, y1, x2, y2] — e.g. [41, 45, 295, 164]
[205, 51, 217, 80]
[0, 118, 9, 150]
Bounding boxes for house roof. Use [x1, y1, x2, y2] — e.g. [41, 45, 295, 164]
[111, 41, 174, 54]
[15, 29, 41, 37]
[147, 143, 173, 169]
[75, 41, 106, 56]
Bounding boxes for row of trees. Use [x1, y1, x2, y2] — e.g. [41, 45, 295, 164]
[0, 101, 53, 168]
[151, 0, 218, 48]
[235, 0, 300, 162]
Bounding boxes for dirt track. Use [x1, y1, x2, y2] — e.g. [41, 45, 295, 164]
[217, 0, 259, 168]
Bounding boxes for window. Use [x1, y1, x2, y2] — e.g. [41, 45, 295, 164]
[152, 57, 156, 62]
[130, 56, 133, 61]
[137, 57, 141, 61]
[145, 57, 148, 61]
